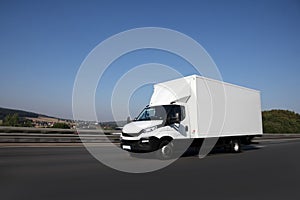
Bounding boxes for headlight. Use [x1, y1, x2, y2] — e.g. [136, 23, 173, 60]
[142, 126, 157, 133]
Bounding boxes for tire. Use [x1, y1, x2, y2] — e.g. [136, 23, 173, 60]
[156, 140, 174, 160]
[230, 139, 241, 153]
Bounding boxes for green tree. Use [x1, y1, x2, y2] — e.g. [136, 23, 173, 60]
[52, 122, 70, 129]
[22, 119, 33, 127]
[2, 113, 20, 126]
[262, 110, 300, 133]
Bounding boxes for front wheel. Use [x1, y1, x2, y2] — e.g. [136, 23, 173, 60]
[156, 140, 174, 160]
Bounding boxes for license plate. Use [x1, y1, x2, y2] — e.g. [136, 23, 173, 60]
[122, 145, 131, 150]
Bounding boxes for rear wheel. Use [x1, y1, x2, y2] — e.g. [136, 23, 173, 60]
[230, 139, 241, 153]
[156, 140, 174, 160]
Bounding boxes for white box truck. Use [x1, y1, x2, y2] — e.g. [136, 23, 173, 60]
[121, 75, 262, 159]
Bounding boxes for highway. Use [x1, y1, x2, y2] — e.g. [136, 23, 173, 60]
[0, 139, 300, 200]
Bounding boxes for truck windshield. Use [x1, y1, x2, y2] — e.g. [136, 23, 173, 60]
[135, 105, 185, 121]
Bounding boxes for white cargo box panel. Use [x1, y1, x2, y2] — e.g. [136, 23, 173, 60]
[194, 76, 262, 138]
[150, 75, 262, 139]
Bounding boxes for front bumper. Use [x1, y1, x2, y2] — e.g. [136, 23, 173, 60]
[120, 137, 159, 153]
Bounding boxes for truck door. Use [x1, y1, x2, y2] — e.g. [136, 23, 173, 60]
[179, 105, 191, 138]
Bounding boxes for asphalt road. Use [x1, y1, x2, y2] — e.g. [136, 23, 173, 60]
[0, 139, 300, 200]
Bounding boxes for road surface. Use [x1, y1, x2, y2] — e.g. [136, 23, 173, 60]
[0, 139, 300, 200]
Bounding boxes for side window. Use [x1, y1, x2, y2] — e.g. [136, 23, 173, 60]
[148, 108, 155, 118]
[170, 106, 185, 121]
[166, 105, 185, 123]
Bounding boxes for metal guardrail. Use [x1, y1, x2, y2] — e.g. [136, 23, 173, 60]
[253, 134, 300, 140]
[1, 134, 299, 143]
[0, 133, 120, 143]
[0, 127, 122, 143]
[0, 126, 120, 134]
[0, 126, 299, 144]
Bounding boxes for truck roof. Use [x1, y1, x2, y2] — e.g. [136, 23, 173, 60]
[155, 74, 260, 93]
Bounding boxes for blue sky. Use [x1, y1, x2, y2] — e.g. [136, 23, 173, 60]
[0, 0, 299, 121]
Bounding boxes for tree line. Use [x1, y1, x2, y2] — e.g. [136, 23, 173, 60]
[262, 109, 300, 133]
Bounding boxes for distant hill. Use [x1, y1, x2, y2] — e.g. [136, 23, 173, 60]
[262, 110, 300, 133]
[0, 107, 75, 128]
[0, 107, 46, 120]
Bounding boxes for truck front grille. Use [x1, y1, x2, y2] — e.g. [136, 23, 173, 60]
[122, 132, 140, 137]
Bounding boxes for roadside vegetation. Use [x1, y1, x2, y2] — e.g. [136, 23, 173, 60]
[51, 122, 70, 129]
[1, 113, 33, 127]
[262, 110, 300, 133]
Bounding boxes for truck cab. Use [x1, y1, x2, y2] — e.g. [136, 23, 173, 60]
[121, 104, 189, 159]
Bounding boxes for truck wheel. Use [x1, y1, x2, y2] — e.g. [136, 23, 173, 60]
[157, 140, 174, 160]
[230, 139, 241, 153]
